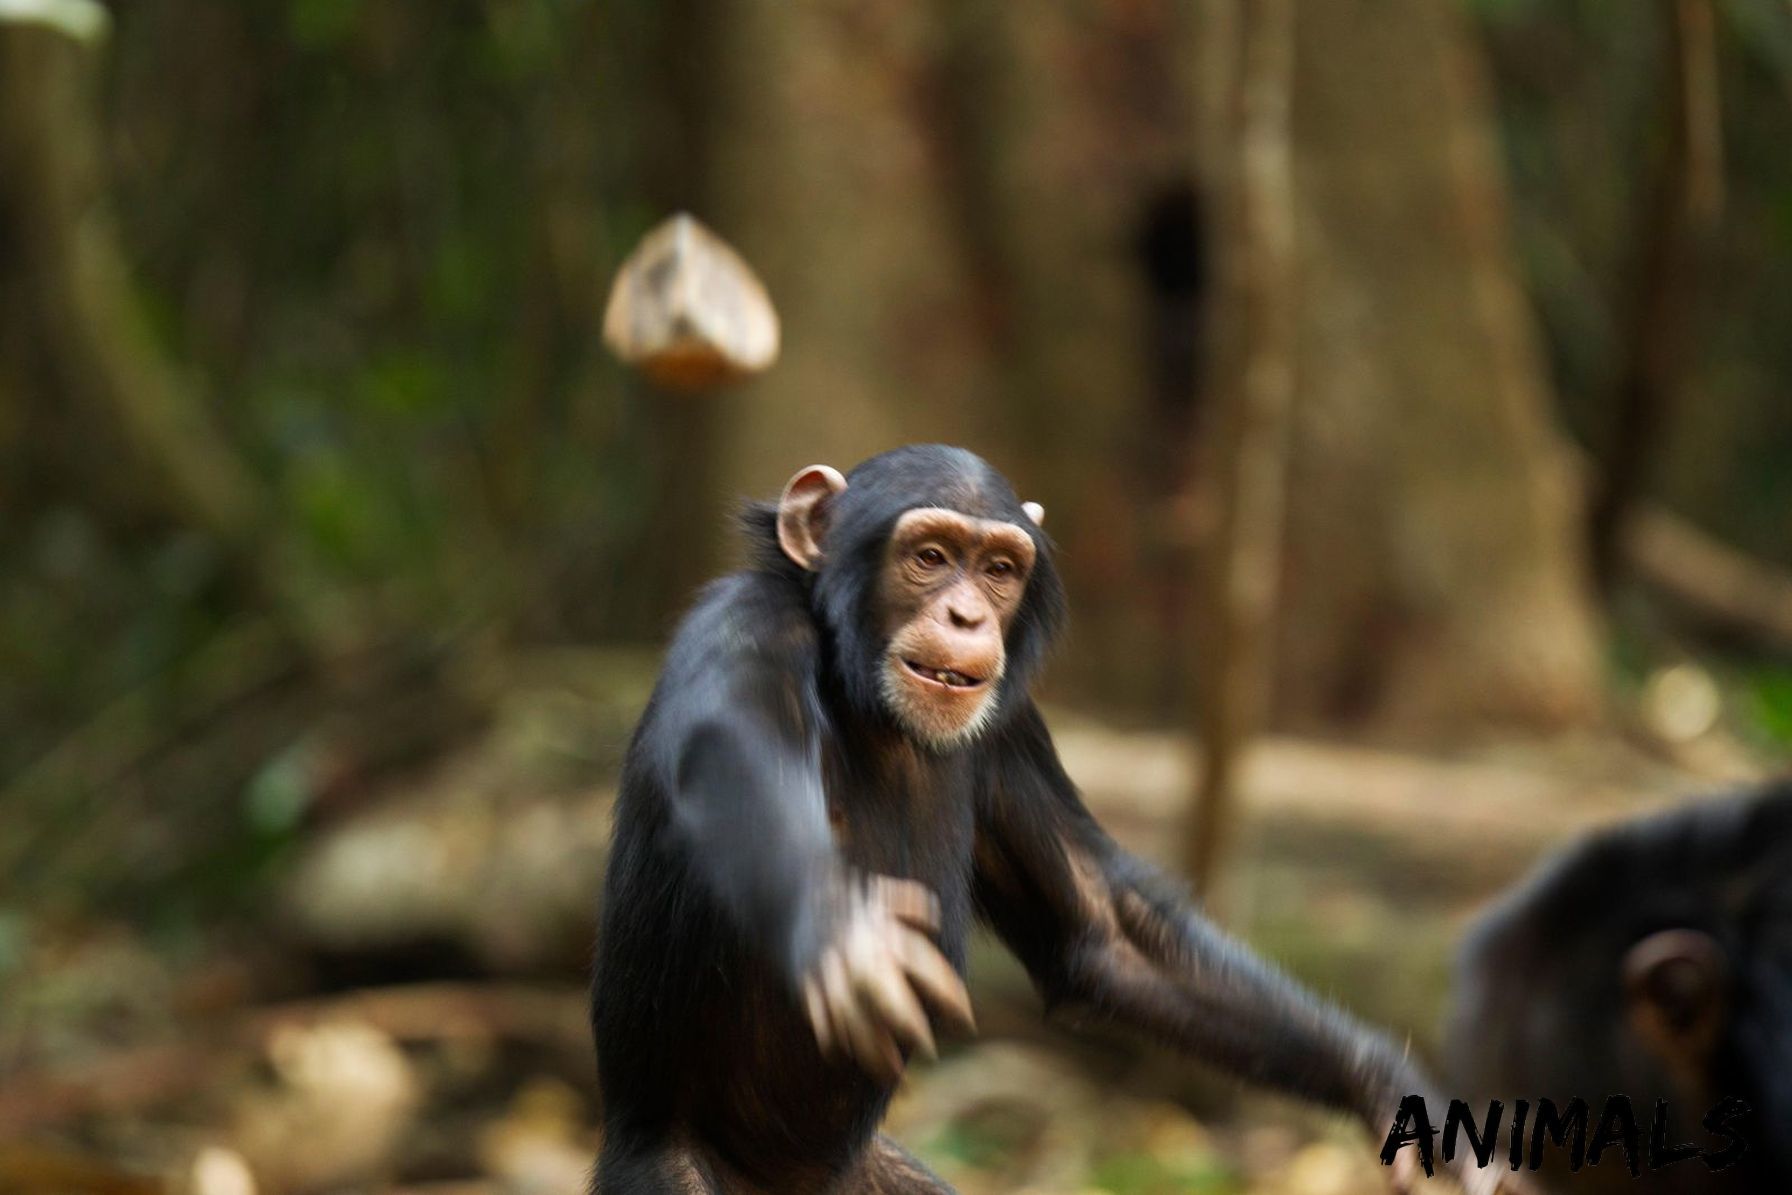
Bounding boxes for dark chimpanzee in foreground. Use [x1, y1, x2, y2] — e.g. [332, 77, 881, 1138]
[1448, 782, 1792, 1194]
[592, 445, 1500, 1194]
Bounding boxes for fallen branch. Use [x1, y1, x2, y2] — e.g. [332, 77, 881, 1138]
[1568, 439, 1792, 659]
[1624, 504, 1792, 655]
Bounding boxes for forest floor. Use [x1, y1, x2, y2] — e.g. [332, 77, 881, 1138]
[0, 654, 1765, 1195]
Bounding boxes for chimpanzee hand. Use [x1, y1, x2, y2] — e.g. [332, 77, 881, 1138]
[1389, 1148, 1537, 1195]
[1374, 1070, 1539, 1195]
[799, 874, 976, 1083]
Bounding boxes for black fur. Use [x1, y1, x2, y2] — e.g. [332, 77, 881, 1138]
[592, 445, 1424, 1194]
[1448, 782, 1792, 1192]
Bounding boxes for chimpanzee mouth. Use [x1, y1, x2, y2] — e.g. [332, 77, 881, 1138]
[903, 659, 986, 690]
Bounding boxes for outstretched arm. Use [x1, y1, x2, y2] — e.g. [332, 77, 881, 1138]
[972, 704, 1416, 1126]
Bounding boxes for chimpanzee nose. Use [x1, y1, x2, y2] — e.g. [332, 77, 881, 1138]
[948, 602, 986, 631]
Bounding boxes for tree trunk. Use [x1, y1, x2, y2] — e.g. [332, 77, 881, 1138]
[708, 1, 1002, 510]
[1587, 0, 1722, 591]
[708, 0, 1204, 703]
[683, 0, 1604, 736]
[1189, 0, 1298, 900]
[1273, 0, 1604, 732]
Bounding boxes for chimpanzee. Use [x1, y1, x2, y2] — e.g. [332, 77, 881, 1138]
[1447, 782, 1792, 1193]
[592, 445, 1491, 1193]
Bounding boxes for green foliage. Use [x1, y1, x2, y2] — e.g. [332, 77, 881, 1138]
[1473, 0, 1792, 565]
[359, 349, 453, 415]
[288, 450, 394, 571]
[922, 1097, 1241, 1193]
[286, 0, 360, 49]
[1460, 0, 1549, 26]
[1725, 0, 1792, 84]
[86, 0, 664, 615]
[244, 739, 321, 834]
[0, 0, 677, 917]
[0, 911, 26, 982]
[1744, 667, 1792, 749]
[481, 0, 567, 79]
[1089, 1150, 1240, 1195]
[925, 1119, 1016, 1173]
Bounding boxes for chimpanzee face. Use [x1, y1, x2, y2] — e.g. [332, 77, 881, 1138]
[874, 507, 1037, 747]
[773, 450, 1055, 750]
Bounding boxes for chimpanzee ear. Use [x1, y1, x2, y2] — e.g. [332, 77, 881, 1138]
[1623, 928, 1729, 1080]
[1021, 501, 1045, 527]
[777, 465, 848, 571]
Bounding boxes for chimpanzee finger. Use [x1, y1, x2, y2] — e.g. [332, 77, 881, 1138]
[894, 927, 976, 1034]
[843, 989, 906, 1083]
[821, 950, 871, 1067]
[871, 875, 941, 934]
[853, 952, 937, 1060]
[1454, 1163, 1492, 1195]
[803, 975, 836, 1058]
[863, 1022, 906, 1084]
[1385, 1149, 1418, 1195]
[826, 949, 903, 1083]
[1484, 1168, 1538, 1195]
[1437, 1139, 1533, 1195]
[839, 910, 922, 1066]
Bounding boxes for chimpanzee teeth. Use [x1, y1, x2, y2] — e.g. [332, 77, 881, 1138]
[906, 661, 978, 688]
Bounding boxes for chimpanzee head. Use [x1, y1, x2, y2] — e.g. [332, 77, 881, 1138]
[1448, 783, 1792, 1192]
[765, 444, 1065, 748]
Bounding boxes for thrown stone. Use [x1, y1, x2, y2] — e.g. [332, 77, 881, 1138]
[602, 212, 780, 390]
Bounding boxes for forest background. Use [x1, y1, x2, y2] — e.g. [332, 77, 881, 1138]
[3, 2, 1790, 1193]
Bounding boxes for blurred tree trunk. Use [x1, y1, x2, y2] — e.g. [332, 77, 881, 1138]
[1273, 0, 1603, 732]
[574, 0, 745, 619]
[665, 0, 1602, 735]
[707, 2, 1003, 508]
[708, 0, 1203, 699]
[1588, 0, 1722, 592]
[931, 0, 1212, 708]
[1189, 0, 1298, 900]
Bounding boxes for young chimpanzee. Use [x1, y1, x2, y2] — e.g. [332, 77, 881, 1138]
[1448, 782, 1792, 1194]
[592, 445, 1485, 1193]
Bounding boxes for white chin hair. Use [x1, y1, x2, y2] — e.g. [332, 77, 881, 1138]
[879, 659, 1001, 749]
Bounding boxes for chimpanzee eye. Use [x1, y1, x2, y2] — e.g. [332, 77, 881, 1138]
[987, 559, 1014, 577]
[916, 547, 947, 568]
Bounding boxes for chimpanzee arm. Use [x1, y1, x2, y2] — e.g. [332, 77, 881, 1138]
[973, 704, 1419, 1127]
[637, 574, 840, 978]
